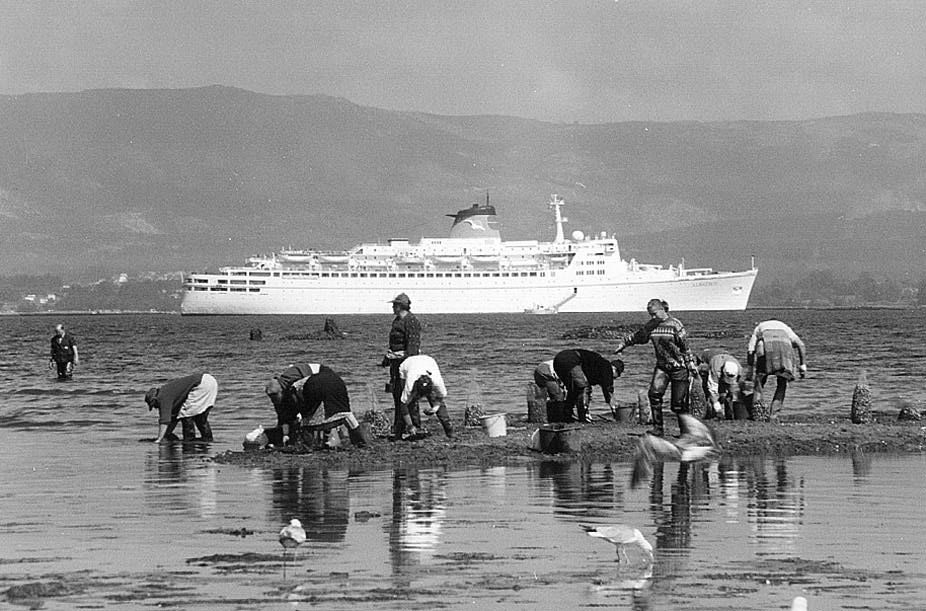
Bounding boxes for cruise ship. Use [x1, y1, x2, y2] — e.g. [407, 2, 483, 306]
[180, 195, 757, 315]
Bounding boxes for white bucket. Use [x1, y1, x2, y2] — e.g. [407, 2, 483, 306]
[481, 413, 507, 437]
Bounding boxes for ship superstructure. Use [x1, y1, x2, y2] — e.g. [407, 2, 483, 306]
[181, 195, 757, 314]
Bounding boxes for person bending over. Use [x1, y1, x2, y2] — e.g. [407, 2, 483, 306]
[551, 349, 623, 423]
[396, 354, 455, 441]
[145, 373, 217, 443]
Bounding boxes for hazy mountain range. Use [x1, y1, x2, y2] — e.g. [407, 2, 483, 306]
[1, 86, 924, 285]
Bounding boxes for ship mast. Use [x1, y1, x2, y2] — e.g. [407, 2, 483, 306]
[549, 194, 567, 243]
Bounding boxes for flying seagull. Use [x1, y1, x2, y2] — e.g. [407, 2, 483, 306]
[630, 413, 720, 488]
[581, 524, 654, 565]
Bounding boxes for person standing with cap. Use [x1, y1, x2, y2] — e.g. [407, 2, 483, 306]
[697, 348, 743, 419]
[49, 323, 79, 380]
[382, 293, 421, 438]
[144, 373, 218, 443]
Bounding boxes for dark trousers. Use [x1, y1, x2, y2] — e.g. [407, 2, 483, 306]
[390, 361, 420, 436]
[179, 407, 213, 441]
[755, 373, 788, 413]
[533, 371, 565, 402]
[648, 366, 689, 432]
[398, 400, 454, 437]
[54, 359, 73, 379]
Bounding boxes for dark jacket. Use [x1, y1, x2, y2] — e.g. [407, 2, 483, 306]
[552, 349, 615, 403]
[50, 333, 77, 363]
[388, 313, 421, 356]
[148, 373, 204, 425]
[300, 368, 351, 419]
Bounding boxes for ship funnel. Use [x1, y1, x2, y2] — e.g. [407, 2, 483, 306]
[447, 202, 501, 240]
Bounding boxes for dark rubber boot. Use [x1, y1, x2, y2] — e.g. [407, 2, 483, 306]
[575, 392, 592, 423]
[439, 416, 456, 440]
[195, 416, 213, 442]
[546, 401, 562, 423]
[649, 399, 665, 437]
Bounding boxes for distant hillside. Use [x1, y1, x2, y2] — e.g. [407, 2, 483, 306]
[1, 86, 924, 284]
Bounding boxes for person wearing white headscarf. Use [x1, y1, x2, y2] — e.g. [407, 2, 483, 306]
[697, 349, 743, 419]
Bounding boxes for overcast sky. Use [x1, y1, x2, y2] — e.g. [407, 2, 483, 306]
[1, 0, 924, 123]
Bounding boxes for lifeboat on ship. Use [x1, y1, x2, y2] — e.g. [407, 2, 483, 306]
[318, 253, 350, 264]
[279, 250, 313, 264]
[432, 255, 465, 266]
[469, 254, 500, 265]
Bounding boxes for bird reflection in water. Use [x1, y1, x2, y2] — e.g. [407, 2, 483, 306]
[387, 467, 447, 583]
[590, 562, 654, 611]
[268, 466, 350, 544]
[585, 523, 655, 610]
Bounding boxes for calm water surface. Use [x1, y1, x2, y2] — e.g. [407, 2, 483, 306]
[2, 310, 926, 609]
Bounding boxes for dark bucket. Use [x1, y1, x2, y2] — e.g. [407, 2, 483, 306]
[614, 406, 635, 422]
[732, 402, 750, 420]
[265, 426, 285, 446]
[546, 401, 566, 423]
[538, 423, 581, 454]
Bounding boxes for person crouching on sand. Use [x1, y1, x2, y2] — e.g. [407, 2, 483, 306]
[145, 373, 217, 443]
[551, 349, 623, 423]
[270, 363, 369, 448]
[697, 348, 744, 420]
[265, 362, 324, 440]
[395, 354, 455, 441]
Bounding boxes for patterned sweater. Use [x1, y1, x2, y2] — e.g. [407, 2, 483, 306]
[620, 316, 695, 370]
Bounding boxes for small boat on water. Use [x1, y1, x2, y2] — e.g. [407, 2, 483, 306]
[524, 304, 558, 315]
[181, 194, 757, 315]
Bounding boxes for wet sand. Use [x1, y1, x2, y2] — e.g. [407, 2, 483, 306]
[215, 413, 926, 470]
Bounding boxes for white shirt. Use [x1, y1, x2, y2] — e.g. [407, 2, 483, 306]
[399, 355, 447, 404]
[747, 320, 802, 354]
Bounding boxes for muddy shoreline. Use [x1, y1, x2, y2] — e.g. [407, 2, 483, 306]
[213, 414, 926, 470]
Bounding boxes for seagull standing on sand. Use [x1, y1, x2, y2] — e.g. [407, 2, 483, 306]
[280, 518, 306, 550]
[279, 518, 306, 577]
[581, 524, 654, 565]
[630, 413, 720, 488]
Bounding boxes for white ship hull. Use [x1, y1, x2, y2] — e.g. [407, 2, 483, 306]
[181, 269, 756, 314]
[181, 195, 757, 315]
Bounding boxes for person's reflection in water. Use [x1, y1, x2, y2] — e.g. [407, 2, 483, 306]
[851, 449, 872, 484]
[387, 466, 447, 585]
[143, 442, 217, 518]
[717, 454, 741, 521]
[648, 462, 699, 581]
[538, 461, 621, 519]
[741, 456, 805, 553]
[269, 466, 349, 543]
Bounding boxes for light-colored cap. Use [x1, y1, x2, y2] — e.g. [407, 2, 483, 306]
[720, 360, 740, 381]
